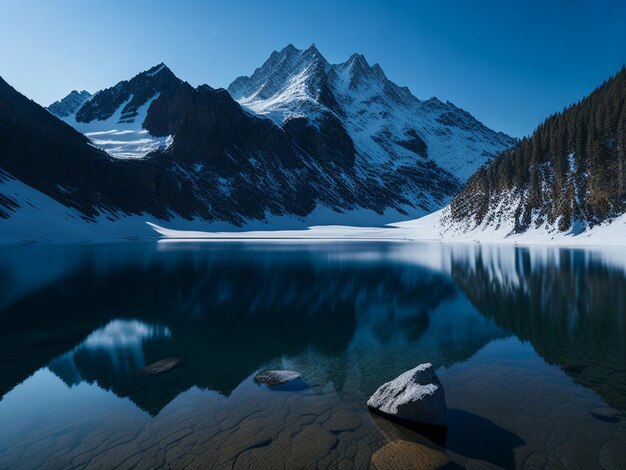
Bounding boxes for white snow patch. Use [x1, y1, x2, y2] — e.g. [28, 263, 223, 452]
[61, 93, 170, 159]
[144, 205, 626, 249]
[146, 64, 166, 77]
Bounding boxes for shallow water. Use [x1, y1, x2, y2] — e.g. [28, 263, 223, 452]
[1, 241, 625, 469]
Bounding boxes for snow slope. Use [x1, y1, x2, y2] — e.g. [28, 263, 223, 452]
[145, 206, 626, 247]
[2, 166, 624, 246]
[47, 65, 176, 159]
[395, 208, 626, 247]
[0, 172, 417, 244]
[59, 92, 171, 159]
[2, 165, 625, 246]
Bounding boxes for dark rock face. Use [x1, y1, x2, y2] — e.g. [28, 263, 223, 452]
[282, 113, 356, 169]
[0, 75, 210, 221]
[75, 63, 182, 124]
[169, 87, 300, 171]
[0, 76, 149, 218]
[396, 129, 428, 159]
[47, 90, 92, 118]
[142, 81, 195, 137]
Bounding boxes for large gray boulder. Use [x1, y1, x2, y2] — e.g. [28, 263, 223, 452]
[367, 363, 447, 427]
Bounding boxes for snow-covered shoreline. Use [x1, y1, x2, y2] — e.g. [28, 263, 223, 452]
[2, 173, 625, 247]
[146, 211, 626, 249]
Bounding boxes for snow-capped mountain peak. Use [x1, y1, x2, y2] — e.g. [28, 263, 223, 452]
[145, 62, 168, 77]
[300, 43, 327, 65]
[229, 44, 331, 106]
[228, 45, 515, 182]
[47, 63, 183, 159]
[74, 63, 181, 124]
[9, 48, 516, 238]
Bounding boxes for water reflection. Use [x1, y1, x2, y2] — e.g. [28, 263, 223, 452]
[49, 320, 172, 387]
[2, 242, 626, 410]
[0, 242, 625, 468]
[1, 243, 504, 414]
[448, 245, 626, 410]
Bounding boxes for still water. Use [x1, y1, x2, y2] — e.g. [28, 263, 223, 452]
[1, 241, 625, 469]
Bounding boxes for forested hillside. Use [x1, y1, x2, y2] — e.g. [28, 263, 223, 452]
[450, 66, 626, 233]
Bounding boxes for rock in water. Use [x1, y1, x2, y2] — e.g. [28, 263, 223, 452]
[140, 358, 183, 375]
[367, 363, 447, 427]
[254, 370, 301, 385]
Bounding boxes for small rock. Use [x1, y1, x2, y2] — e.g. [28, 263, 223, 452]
[254, 370, 301, 385]
[371, 439, 450, 470]
[140, 358, 183, 375]
[590, 407, 623, 423]
[367, 363, 447, 427]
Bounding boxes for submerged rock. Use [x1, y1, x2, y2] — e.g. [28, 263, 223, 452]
[590, 407, 623, 424]
[254, 370, 301, 386]
[140, 358, 183, 375]
[367, 363, 447, 427]
[371, 439, 450, 470]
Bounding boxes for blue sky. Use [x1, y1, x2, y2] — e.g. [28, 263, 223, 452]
[1, 0, 624, 137]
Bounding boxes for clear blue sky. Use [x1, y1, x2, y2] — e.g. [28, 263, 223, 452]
[1, 0, 625, 137]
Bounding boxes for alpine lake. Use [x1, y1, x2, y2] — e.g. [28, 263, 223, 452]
[1, 241, 625, 469]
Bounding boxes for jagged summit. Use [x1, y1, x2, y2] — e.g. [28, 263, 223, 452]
[228, 44, 515, 182]
[301, 43, 326, 62]
[144, 62, 169, 75]
[228, 44, 332, 109]
[347, 52, 366, 63]
[74, 63, 182, 124]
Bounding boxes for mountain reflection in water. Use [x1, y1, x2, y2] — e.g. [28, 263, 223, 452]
[1, 242, 625, 468]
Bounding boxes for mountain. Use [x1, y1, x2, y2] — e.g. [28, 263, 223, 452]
[44, 50, 516, 226]
[0, 70, 444, 240]
[0, 74, 195, 224]
[446, 66, 626, 236]
[47, 63, 181, 159]
[228, 44, 515, 182]
[1, 72, 320, 228]
[1, 46, 516, 242]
